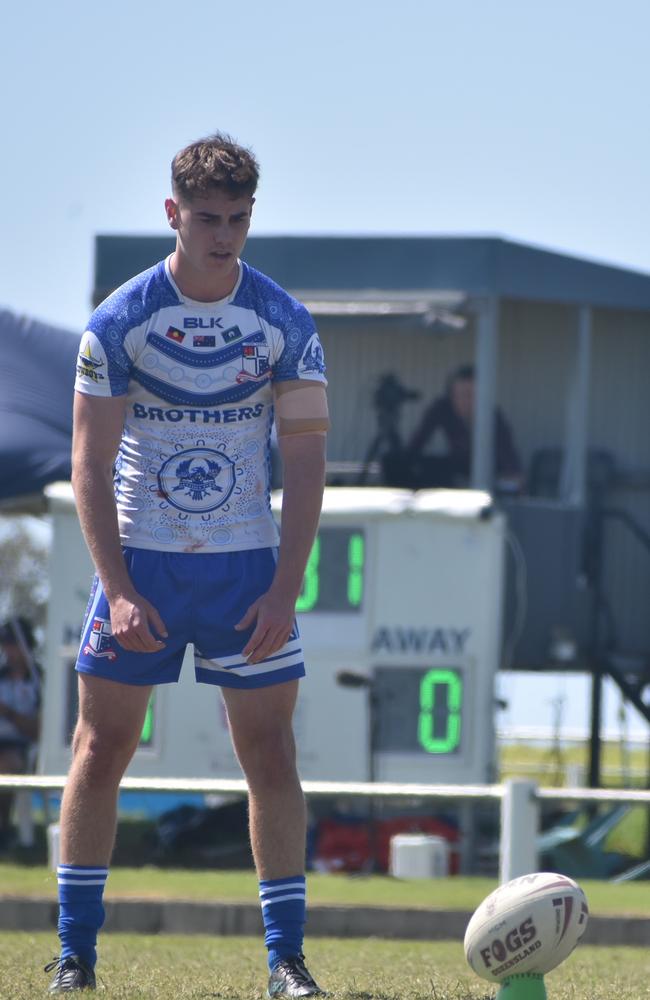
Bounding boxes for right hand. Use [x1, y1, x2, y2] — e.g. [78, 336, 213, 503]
[109, 592, 168, 653]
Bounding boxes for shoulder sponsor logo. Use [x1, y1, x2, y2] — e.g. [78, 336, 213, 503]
[76, 341, 105, 382]
[300, 334, 325, 374]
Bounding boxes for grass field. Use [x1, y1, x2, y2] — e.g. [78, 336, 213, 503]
[498, 740, 649, 788]
[1, 865, 650, 916]
[3, 866, 650, 997]
[6, 932, 650, 1000]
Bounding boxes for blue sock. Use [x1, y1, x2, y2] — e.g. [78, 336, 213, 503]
[259, 875, 306, 971]
[57, 864, 109, 969]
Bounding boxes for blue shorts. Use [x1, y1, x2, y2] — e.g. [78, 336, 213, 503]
[76, 547, 305, 690]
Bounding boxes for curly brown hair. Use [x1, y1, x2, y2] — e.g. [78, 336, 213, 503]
[171, 132, 259, 200]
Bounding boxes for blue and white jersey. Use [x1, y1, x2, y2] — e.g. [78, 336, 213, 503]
[74, 258, 326, 553]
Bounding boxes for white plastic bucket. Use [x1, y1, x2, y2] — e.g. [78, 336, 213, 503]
[389, 833, 450, 878]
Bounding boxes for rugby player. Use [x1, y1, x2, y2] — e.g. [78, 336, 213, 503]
[47, 133, 328, 997]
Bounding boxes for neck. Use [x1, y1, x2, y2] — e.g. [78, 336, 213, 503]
[170, 251, 239, 302]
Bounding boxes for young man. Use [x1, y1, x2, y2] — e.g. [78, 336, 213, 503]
[47, 133, 329, 996]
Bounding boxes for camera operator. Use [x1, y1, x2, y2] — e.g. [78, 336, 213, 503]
[406, 364, 523, 491]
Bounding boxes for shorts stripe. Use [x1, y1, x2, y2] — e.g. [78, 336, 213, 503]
[196, 649, 304, 679]
[198, 638, 302, 672]
[195, 661, 305, 690]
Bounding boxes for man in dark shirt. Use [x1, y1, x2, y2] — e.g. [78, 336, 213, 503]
[407, 365, 523, 491]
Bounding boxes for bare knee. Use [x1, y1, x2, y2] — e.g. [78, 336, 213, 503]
[235, 727, 298, 790]
[71, 719, 140, 784]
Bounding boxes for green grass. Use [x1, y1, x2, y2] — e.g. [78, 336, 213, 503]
[7, 932, 650, 1000]
[499, 741, 649, 788]
[1, 865, 649, 916]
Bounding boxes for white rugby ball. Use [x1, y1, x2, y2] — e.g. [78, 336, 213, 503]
[464, 872, 588, 983]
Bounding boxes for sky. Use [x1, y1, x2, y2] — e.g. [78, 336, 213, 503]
[3, 0, 649, 743]
[3, 0, 650, 332]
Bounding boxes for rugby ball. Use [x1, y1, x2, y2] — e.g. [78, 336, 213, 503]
[464, 872, 589, 983]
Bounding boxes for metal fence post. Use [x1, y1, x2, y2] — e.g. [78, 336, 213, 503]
[500, 779, 539, 883]
[14, 789, 35, 847]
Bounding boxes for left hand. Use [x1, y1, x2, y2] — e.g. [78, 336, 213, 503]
[235, 589, 296, 664]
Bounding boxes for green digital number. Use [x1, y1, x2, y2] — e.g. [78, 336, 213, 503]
[140, 696, 154, 746]
[347, 532, 364, 607]
[296, 536, 321, 612]
[418, 669, 462, 753]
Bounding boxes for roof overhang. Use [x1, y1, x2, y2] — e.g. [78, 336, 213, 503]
[294, 289, 469, 329]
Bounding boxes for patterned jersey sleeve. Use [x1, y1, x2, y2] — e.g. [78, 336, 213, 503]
[270, 301, 327, 385]
[74, 318, 133, 397]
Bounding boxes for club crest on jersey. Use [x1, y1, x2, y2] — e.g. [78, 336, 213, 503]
[236, 343, 270, 382]
[83, 617, 117, 660]
[76, 341, 105, 382]
[300, 335, 325, 374]
[157, 447, 236, 513]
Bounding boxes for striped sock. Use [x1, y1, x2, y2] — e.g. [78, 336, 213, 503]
[259, 874, 306, 971]
[57, 864, 109, 969]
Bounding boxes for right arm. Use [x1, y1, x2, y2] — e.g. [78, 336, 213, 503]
[71, 392, 167, 652]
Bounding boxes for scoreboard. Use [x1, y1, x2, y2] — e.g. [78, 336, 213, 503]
[40, 485, 505, 785]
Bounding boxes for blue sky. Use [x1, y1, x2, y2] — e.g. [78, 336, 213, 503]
[3, 0, 650, 331]
[3, 0, 649, 740]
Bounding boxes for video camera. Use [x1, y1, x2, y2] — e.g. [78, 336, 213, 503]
[373, 374, 420, 417]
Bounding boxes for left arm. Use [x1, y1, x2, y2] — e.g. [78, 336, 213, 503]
[236, 382, 328, 663]
[272, 430, 327, 600]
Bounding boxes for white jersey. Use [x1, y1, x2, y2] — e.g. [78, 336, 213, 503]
[74, 257, 326, 553]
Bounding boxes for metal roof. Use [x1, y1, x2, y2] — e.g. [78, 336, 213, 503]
[95, 234, 650, 312]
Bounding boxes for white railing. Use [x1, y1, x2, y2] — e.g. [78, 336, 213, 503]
[2, 775, 649, 881]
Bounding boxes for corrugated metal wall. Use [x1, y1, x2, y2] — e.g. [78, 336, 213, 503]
[590, 309, 650, 653]
[498, 301, 576, 478]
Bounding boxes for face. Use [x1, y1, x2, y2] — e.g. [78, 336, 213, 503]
[450, 376, 475, 422]
[165, 189, 253, 290]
